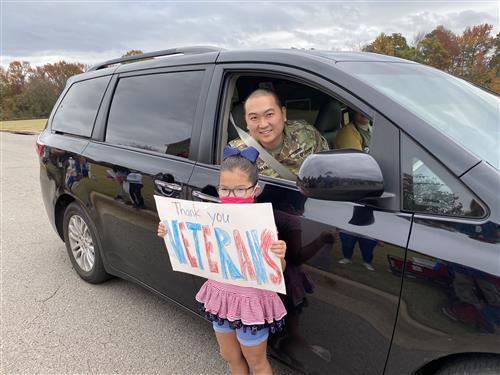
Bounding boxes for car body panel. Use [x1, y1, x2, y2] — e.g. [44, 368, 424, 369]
[38, 133, 90, 234]
[386, 224, 500, 374]
[81, 141, 199, 308]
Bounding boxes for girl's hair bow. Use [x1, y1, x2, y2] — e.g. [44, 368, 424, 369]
[223, 146, 259, 164]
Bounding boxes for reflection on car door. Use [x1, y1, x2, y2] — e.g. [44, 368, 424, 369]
[265, 181, 412, 375]
[83, 145, 199, 308]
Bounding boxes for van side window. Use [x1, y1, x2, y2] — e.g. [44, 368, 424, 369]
[401, 134, 485, 218]
[226, 77, 342, 151]
[105, 70, 204, 158]
[225, 77, 369, 151]
[223, 75, 350, 180]
[52, 76, 110, 137]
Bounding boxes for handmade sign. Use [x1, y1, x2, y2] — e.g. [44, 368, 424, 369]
[154, 196, 285, 294]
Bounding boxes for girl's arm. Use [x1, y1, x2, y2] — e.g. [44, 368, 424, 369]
[270, 240, 287, 270]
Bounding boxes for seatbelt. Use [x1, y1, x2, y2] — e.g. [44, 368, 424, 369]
[229, 113, 297, 181]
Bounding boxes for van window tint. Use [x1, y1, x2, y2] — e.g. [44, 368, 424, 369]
[401, 134, 485, 218]
[106, 71, 204, 157]
[52, 76, 110, 137]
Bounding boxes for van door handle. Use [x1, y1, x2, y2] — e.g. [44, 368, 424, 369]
[192, 190, 220, 203]
[155, 180, 182, 196]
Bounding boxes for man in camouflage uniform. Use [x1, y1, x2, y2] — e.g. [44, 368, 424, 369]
[229, 89, 329, 179]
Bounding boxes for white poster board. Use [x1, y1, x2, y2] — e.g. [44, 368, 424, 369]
[154, 196, 285, 294]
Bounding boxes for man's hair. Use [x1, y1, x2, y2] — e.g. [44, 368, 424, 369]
[220, 155, 258, 185]
[243, 88, 283, 114]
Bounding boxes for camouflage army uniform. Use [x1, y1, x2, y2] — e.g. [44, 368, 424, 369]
[228, 120, 329, 179]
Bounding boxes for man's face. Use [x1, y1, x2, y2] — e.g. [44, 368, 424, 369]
[244, 94, 286, 150]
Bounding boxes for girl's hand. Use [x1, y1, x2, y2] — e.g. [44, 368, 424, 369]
[157, 222, 167, 238]
[270, 240, 286, 259]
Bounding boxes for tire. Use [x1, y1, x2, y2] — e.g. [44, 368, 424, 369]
[63, 202, 110, 283]
[435, 355, 500, 375]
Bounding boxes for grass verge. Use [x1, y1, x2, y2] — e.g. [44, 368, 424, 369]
[0, 119, 47, 134]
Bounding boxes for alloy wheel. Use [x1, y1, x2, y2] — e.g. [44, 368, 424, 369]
[67, 215, 95, 272]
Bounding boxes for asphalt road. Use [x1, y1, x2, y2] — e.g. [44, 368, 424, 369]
[1, 132, 298, 375]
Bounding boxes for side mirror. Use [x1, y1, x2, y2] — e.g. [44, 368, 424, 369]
[297, 150, 384, 201]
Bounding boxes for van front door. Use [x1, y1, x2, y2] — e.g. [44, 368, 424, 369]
[189, 63, 411, 374]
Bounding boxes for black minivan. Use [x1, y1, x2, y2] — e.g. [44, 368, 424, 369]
[37, 46, 500, 375]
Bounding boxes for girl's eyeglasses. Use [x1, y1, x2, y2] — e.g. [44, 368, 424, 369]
[217, 184, 256, 198]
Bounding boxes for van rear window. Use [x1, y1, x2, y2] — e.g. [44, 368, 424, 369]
[52, 76, 110, 137]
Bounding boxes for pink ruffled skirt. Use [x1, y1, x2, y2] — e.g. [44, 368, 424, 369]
[196, 280, 287, 333]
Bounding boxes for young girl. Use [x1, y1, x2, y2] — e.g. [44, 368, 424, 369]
[157, 146, 287, 375]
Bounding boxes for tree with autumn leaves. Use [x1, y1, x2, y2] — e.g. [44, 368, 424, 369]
[0, 50, 144, 120]
[363, 24, 499, 92]
[1, 61, 85, 120]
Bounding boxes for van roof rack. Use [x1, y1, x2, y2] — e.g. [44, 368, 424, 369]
[87, 46, 223, 71]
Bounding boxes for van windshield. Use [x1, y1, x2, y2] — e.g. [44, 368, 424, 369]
[338, 62, 500, 170]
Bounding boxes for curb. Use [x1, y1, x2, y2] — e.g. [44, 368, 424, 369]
[0, 130, 40, 135]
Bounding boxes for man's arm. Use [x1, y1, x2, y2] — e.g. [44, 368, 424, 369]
[315, 130, 330, 152]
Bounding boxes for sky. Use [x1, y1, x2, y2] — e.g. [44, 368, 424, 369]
[1, 0, 499, 67]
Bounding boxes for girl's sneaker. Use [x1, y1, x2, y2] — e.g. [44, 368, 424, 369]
[338, 258, 352, 265]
